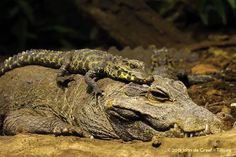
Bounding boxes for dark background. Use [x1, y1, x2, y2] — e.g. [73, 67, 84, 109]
[0, 0, 236, 55]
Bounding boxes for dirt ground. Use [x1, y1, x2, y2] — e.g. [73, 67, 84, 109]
[0, 131, 235, 157]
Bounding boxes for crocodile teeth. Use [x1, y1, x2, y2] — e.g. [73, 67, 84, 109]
[184, 133, 188, 138]
[174, 123, 179, 130]
[190, 133, 193, 137]
[171, 123, 213, 138]
[204, 124, 210, 134]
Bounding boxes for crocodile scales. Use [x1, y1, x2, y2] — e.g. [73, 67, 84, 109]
[0, 49, 153, 95]
[0, 66, 223, 140]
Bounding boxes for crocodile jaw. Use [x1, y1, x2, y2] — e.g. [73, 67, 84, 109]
[105, 97, 223, 141]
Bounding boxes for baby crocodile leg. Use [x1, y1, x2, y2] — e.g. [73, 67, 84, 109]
[84, 70, 103, 96]
[3, 108, 89, 137]
[56, 53, 75, 86]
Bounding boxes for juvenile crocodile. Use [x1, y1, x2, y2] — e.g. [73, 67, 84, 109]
[0, 49, 153, 95]
[150, 47, 221, 86]
[0, 66, 223, 141]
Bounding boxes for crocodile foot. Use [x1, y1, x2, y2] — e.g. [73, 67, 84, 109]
[92, 86, 104, 96]
[56, 75, 75, 87]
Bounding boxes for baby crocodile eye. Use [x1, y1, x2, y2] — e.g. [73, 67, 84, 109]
[130, 64, 137, 69]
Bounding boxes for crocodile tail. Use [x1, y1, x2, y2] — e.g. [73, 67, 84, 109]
[0, 50, 64, 76]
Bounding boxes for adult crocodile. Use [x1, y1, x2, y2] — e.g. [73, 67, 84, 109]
[0, 66, 222, 141]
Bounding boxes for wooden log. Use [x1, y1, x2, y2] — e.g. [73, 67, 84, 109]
[76, 0, 192, 47]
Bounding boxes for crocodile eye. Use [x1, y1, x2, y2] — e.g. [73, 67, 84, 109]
[148, 89, 170, 101]
[151, 91, 169, 100]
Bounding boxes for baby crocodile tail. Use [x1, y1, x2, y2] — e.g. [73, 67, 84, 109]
[0, 50, 66, 76]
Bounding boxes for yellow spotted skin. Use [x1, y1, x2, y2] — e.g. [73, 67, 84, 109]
[0, 49, 153, 87]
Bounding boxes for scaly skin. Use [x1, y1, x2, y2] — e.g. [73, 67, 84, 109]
[0, 66, 223, 141]
[0, 49, 153, 94]
[151, 47, 180, 80]
[150, 47, 220, 85]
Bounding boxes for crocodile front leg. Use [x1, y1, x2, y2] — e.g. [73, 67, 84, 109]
[3, 109, 89, 137]
[84, 70, 103, 96]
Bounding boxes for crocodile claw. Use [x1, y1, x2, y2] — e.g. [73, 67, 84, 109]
[92, 86, 104, 96]
[56, 75, 75, 87]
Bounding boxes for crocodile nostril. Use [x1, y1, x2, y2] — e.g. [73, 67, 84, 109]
[216, 112, 233, 121]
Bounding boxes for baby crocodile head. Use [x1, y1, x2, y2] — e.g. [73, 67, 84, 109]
[105, 57, 153, 84]
[105, 75, 223, 141]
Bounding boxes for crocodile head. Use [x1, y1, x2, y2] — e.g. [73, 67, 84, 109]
[104, 57, 154, 83]
[104, 75, 223, 141]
